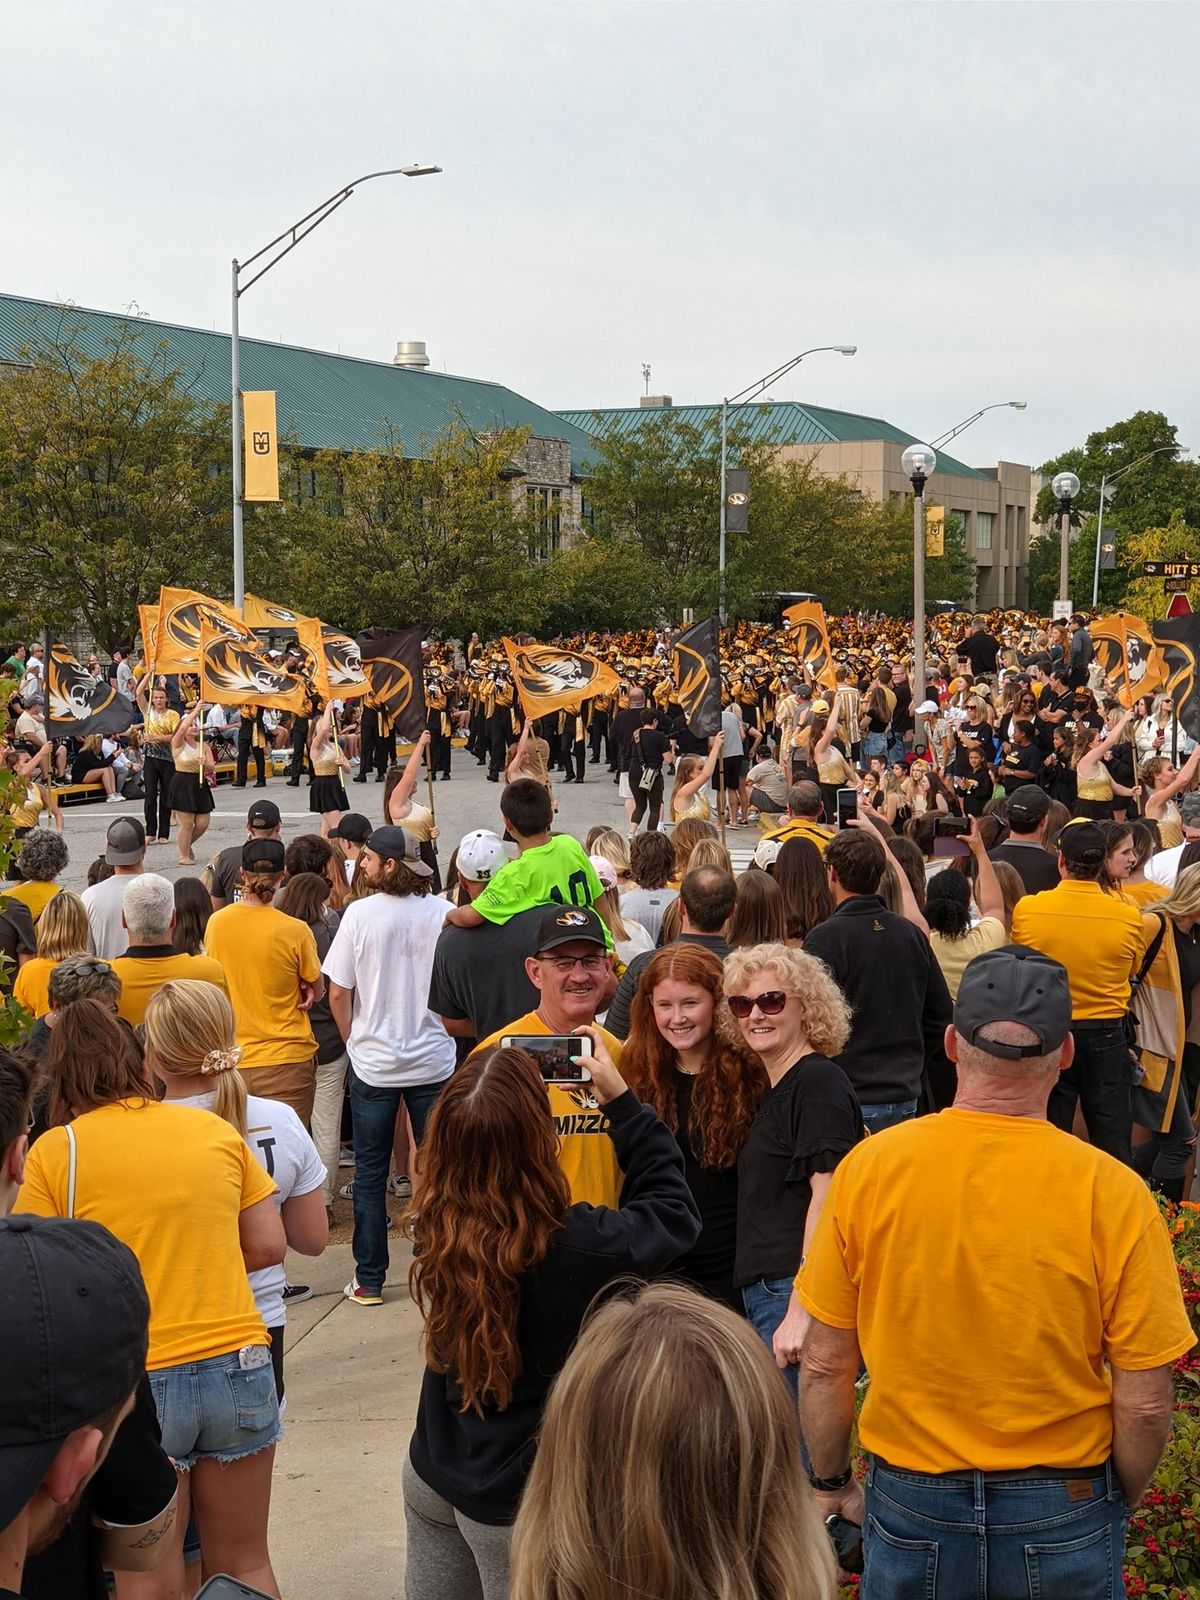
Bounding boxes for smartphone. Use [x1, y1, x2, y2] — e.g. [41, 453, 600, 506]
[835, 787, 857, 829]
[934, 815, 971, 836]
[499, 1033, 593, 1084]
[196, 1581, 277, 1600]
[825, 1515, 864, 1574]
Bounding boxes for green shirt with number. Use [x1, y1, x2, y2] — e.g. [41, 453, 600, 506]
[473, 835, 608, 941]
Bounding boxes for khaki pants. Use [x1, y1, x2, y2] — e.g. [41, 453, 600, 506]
[246, 1058, 317, 1128]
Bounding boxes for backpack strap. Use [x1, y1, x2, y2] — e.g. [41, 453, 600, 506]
[1130, 911, 1168, 999]
[64, 1124, 78, 1219]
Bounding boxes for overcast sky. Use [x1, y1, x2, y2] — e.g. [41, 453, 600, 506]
[5, 0, 1196, 470]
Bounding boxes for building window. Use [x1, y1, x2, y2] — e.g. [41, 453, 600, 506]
[580, 493, 596, 529]
[527, 486, 562, 561]
[976, 512, 995, 550]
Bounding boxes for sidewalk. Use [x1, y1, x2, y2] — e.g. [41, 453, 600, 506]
[273, 1240, 423, 1597]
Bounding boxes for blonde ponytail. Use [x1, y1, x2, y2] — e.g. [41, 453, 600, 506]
[143, 980, 248, 1138]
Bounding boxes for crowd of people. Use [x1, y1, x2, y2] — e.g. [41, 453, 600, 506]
[1, 605, 1198, 1600]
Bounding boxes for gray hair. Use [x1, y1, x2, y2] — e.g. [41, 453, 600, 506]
[48, 954, 121, 1010]
[955, 1020, 1064, 1078]
[15, 831, 69, 883]
[122, 873, 175, 944]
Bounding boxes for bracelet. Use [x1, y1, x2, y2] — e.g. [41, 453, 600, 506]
[808, 1465, 854, 1492]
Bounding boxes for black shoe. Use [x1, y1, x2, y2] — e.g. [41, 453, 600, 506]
[440, 773, 451, 781]
[282, 1282, 313, 1304]
[232, 781, 246, 788]
[286, 779, 300, 787]
[254, 781, 267, 788]
[352, 776, 367, 784]
[487, 774, 499, 783]
[375, 773, 386, 782]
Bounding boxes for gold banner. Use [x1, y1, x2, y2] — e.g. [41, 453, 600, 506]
[781, 601, 837, 690]
[153, 587, 255, 674]
[243, 593, 302, 629]
[501, 639, 619, 722]
[243, 390, 280, 502]
[1092, 612, 1167, 708]
[198, 621, 307, 712]
[138, 605, 160, 674]
[925, 504, 945, 558]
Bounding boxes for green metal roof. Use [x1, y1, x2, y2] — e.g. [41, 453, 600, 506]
[0, 293, 599, 475]
[558, 399, 984, 479]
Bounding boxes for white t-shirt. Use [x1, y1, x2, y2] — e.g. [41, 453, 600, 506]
[81, 871, 139, 959]
[178, 1091, 325, 1328]
[322, 893, 455, 1086]
[1146, 842, 1190, 889]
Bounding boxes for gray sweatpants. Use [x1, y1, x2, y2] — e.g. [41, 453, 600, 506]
[403, 1453, 512, 1600]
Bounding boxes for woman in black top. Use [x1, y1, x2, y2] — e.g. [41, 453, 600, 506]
[403, 1042, 699, 1598]
[628, 706, 673, 834]
[624, 945, 767, 1310]
[723, 942, 863, 1402]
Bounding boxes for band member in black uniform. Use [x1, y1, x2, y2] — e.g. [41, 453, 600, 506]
[235, 702, 268, 788]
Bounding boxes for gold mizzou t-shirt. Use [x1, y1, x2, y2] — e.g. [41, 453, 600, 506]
[476, 1010, 622, 1207]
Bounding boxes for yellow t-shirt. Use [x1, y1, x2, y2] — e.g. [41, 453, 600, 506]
[929, 916, 1007, 1003]
[17, 1099, 276, 1369]
[1010, 880, 1145, 1019]
[13, 956, 55, 1019]
[4, 880, 60, 922]
[764, 817, 835, 855]
[798, 1109, 1195, 1474]
[111, 950, 230, 1026]
[1122, 879, 1170, 909]
[476, 1010, 623, 1208]
[204, 902, 320, 1067]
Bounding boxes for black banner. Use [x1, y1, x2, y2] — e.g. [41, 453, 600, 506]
[357, 628, 425, 741]
[725, 468, 749, 534]
[46, 640, 136, 738]
[1152, 615, 1200, 743]
[671, 616, 722, 737]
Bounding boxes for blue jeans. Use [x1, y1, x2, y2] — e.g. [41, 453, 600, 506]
[147, 1347, 280, 1470]
[349, 1068, 445, 1293]
[861, 1099, 918, 1135]
[741, 1275, 799, 1402]
[864, 1458, 1128, 1600]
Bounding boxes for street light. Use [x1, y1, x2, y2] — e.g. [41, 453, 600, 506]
[230, 163, 442, 607]
[718, 345, 857, 621]
[901, 442, 938, 718]
[929, 400, 1027, 450]
[1051, 470, 1081, 605]
[1091, 445, 1185, 606]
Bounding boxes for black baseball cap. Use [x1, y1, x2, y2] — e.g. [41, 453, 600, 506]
[246, 798, 281, 829]
[242, 838, 285, 873]
[534, 904, 608, 954]
[1005, 784, 1049, 830]
[0, 1215, 150, 1532]
[364, 826, 432, 877]
[954, 945, 1071, 1061]
[1056, 820, 1107, 867]
[329, 813, 371, 844]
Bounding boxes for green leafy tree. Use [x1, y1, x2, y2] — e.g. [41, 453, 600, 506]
[1115, 514, 1200, 620]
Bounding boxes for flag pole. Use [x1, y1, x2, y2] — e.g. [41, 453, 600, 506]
[717, 617, 726, 846]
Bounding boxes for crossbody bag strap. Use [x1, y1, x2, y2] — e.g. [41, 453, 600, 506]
[1130, 911, 1168, 999]
[64, 1123, 77, 1219]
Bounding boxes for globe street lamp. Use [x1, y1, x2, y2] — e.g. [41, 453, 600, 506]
[901, 442, 937, 714]
[1051, 470, 1081, 605]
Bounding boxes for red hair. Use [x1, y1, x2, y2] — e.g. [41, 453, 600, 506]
[625, 946, 767, 1168]
[405, 1048, 571, 1415]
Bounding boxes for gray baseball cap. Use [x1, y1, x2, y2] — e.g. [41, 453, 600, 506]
[954, 945, 1071, 1061]
[105, 817, 146, 866]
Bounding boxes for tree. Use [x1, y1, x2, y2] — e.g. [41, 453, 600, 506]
[1115, 514, 1200, 621]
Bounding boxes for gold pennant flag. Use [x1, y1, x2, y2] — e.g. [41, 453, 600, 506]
[243, 391, 280, 502]
[1092, 612, 1167, 708]
[198, 621, 307, 712]
[242, 593, 302, 629]
[781, 601, 837, 690]
[154, 587, 255, 675]
[138, 605, 160, 673]
[290, 616, 368, 703]
[501, 639, 619, 721]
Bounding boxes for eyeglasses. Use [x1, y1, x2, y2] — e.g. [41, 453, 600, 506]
[727, 991, 789, 1019]
[543, 954, 607, 974]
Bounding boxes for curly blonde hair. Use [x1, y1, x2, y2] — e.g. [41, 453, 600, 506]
[722, 942, 851, 1058]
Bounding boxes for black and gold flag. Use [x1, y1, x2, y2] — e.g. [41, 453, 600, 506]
[358, 628, 425, 740]
[782, 600, 838, 691]
[46, 640, 136, 738]
[294, 616, 369, 703]
[671, 616, 722, 737]
[1092, 612, 1167, 708]
[501, 639, 619, 722]
[1151, 616, 1200, 742]
[198, 623, 307, 713]
[153, 587, 256, 674]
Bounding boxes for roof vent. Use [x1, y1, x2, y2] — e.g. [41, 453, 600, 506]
[394, 340, 430, 371]
[639, 394, 672, 408]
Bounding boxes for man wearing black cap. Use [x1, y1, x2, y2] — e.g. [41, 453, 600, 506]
[798, 947, 1193, 1591]
[988, 783, 1060, 895]
[328, 812, 372, 884]
[1012, 820, 1145, 1162]
[79, 818, 146, 961]
[207, 797, 283, 911]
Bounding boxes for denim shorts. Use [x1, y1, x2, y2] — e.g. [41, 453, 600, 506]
[148, 1347, 282, 1471]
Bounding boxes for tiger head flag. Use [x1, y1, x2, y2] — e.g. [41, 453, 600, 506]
[137, 605, 160, 675]
[153, 587, 256, 674]
[670, 616, 722, 737]
[46, 640, 137, 738]
[242, 594, 303, 630]
[1151, 615, 1200, 744]
[293, 616, 369, 703]
[198, 622, 307, 712]
[1091, 613, 1167, 707]
[357, 628, 425, 741]
[501, 639, 619, 722]
[781, 600, 837, 690]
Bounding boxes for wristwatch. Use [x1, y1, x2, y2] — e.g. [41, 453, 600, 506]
[808, 1465, 854, 1491]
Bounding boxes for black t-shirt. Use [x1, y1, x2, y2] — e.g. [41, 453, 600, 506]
[609, 707, 643, 773]
[0, 895, 36, 993]
[988, 840, 1061, 896]
[734, 1052, 862, 1286]
[952, 720, 991, 777]
[22, 1377, 176, 1600]
[959, 767, 994, 817]
[665, 1071, 740, 1309]
[210, 843, 246, 904]
[998, 742, 1044, 786]
[427, 904, 543, 1049]
[958, 631, 1000, 675]
[890, 681, 913, 736]
[630, 727, 671, 774]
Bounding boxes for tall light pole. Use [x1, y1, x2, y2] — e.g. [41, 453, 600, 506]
[1051, 470, 1081, 605]
[930, 400, 1026, 450]
[230, 163, 442, 608]
[901, 443, 937, 715]
[1091, 444, 1185, 606]
[718, 344, 857, 622]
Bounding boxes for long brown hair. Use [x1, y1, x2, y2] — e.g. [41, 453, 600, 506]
[625, 946, 767, 1168]
[47, 998, 152, 1126]
[727, 870, 787, 949]
[670, 817, 716, 879]
[773, 836, 834, 941]
[405, 1048, 571, 1415]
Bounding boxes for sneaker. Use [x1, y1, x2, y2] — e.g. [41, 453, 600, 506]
[343, 1276, 383, 1307]
[338, 1179, 355, 1199]
[282, 1282, 313, 1304]
[338, 1146, 355, 1168]
[338, 1179, 395, 1226]
[388, 1174, 412, 1199]
[105, 793, 123, 803]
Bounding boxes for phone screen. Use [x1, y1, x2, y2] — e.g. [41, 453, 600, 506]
[835, 788, 857, 829]
[499, 1034, 593, 1083]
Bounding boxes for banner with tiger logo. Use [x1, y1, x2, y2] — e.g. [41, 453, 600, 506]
[501, 639, 620, 722]
[137, 605, 160, 675]
[153, 587, 256, 674]
[198, 621, 307, 712]
[670, 616, 721, 737]
[242, 594, 303, 630]
[1092, 612, 1167, 707]
[781, 600, 837, 690]
[46, 639, 136, 738]
[293, 615, 369, 703]
[357, 627, 425, 740]
[1151, 615, 1200, 743]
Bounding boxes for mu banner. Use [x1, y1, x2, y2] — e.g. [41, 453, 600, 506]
[198, 622, 307, 712]
[46, 639, 136, 738]
[1092, 613, 1167, 708]
[671, 616, 722, 737]
[1152, 615, 1200, 744]
[293, 616, 369, 703]
[153, 587, 255, 674]
[501, 639, 619, 722]
[357, 628, 425, 740]
[242, 391, 280, 502]
[782, 600, 837, 690]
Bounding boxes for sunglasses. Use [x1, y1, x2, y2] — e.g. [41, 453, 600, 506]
[727, 990, 789, 1019]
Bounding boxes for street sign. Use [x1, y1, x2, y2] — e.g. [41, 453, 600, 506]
[1164, 578, 1195, 592]
[1143, 560, 1200, 580]
[1051, 600, 1073, 622]
[1167, 591, 1193, 618]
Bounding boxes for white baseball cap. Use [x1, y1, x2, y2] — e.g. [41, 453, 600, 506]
[589, 853, 619, 891]
[456, 829, 509, 883]
[753, 837, 781, 869]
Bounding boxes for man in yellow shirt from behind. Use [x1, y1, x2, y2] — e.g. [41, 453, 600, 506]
[111, 874, 228, 1026]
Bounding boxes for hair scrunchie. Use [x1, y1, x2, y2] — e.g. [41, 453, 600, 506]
[200, 1045, 243, 1076]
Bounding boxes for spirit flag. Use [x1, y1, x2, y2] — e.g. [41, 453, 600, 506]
[242, 391, 280, 502]
[1092, 613, 1167, 708]
[501, 639, 620, 722]
[242, 594, 302, 630]
[137, 605, 160, 674]
[294, 616, 369, 703]
[782, 600, 837, 690]
[46, 639, 136, 738]
[198, 622, 307, 712]
[153, 588, 255, 675]
[1151, 615, 1200, 743]
[357, 628, 426, 741]
[670, 616, 722, 738]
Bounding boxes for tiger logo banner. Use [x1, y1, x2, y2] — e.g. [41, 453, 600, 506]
[153, 587, 256, 674]
[501, 639, 620, 722]
[781, 600, 837, 690]
[137, 605, 159, 675]
[198, 622, 307, 712]
[242, 594, 303, 630]
[46, 639, 136, 738]
[1092, 612, 1167, 708]
[670, 616, 722, 737]
[1151, 615, 1200, 743]
[293, 616, 369, 703]
[357, 628, 425, 740]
